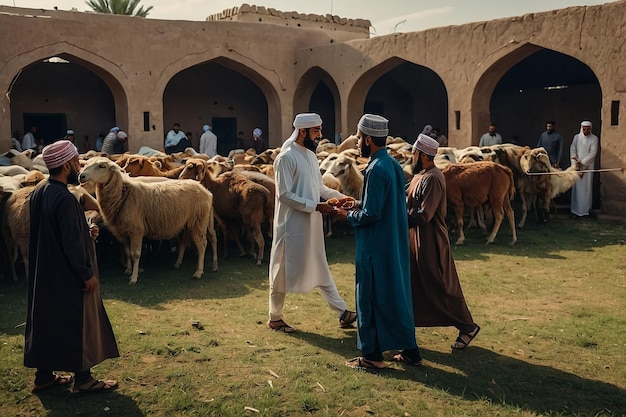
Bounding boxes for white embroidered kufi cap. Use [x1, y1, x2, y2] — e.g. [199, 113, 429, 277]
[358, 114, 389, 137]
[412, 134, 439, 156]
[581, 121, 592, 127]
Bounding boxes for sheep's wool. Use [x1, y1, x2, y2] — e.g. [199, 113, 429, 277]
[42, 140, 79, 169]
[358, 114, 389, 137]
[412, 134, 439, 156]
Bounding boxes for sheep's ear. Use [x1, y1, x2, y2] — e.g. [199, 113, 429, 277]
[197, 162, 206, 182]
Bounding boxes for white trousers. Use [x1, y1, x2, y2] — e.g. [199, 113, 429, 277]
[269, 282, 348, 321]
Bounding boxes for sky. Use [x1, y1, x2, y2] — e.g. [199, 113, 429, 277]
[0, 0, 616, 35]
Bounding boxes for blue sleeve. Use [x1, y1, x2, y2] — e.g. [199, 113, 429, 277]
[347, 164, 386, 227]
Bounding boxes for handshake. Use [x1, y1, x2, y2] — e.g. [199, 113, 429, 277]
[326, 197, 356, 210]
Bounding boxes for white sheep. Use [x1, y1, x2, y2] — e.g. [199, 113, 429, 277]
[79, 157, 218, 284]
[325, 154, 364, 200]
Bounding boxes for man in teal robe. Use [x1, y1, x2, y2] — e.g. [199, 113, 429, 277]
[337, 114, 422, 369]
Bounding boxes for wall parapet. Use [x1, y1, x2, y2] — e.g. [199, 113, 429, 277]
[206, 4, 371, 39]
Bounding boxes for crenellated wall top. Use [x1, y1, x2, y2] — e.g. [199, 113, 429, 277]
[206, 4, 371, 40]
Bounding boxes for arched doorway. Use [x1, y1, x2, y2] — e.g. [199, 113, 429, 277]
[349, 58, 448, 142]
[294, 67, 341, 142]
[9, 55, 121, 152]
[163, 60, 270, 156]
[491, 49, 601, 165]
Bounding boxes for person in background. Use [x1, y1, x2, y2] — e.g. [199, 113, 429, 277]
[406, 133, 480, 351]
[267, 113, 356, 334]
[95, 132, 106, 152]
[101, 129, 127, 155]
[432, 127, 448, 147]
[479, 123, 502, 147]
[11, 131, 23, 151]
[164, 123, 191, 154]
[199, 124, 218, 157]
[252, 128, 268, 154]
[22, 126, 38, 151]
[235, 131, 245, 150]
[336, 114, 422, 370]
[65, 130, 75, 144]
[25, 140, 119, 395]
[82, 135, 91, 153]
[537, 121, 563, 168]
[570, 120, 599, 218]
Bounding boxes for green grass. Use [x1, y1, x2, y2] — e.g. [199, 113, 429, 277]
[1, 216, 625, 416]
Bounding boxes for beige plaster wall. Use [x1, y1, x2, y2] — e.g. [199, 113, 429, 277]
[0, 2, 624, 215]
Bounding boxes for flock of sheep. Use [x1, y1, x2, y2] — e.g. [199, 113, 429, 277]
[0, 136, 582, 284]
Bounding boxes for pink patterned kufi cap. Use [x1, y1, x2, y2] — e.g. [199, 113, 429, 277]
[412, 134, 439, 156]
[42, 140, 79, 169]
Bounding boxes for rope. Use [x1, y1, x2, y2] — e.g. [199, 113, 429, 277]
[525, 168, 623, 176]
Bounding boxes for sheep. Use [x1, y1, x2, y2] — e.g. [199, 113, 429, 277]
[179, 158, 270, 266]
[337, 134, 358, 153]
[443, 161, 517, 246]
[122, 155, 186, 178]
[519, 147, 582, 224]
[2, 183, 100, 282]
[3, 149, 36, 170]
[0, 165, 30, 176]
[79, 157, 218, 284]
[325, 154, 364, 200]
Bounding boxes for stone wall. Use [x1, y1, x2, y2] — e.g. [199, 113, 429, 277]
[206, 4, 371, 42]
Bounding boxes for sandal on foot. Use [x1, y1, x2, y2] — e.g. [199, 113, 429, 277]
[32, 373, 73, 392]
[451, 325, 481, 350]
[392, 352, 423, 366]
[267, 319, 297, 333]
[72, 378, 118, 395]
[339, 310, 357, 328]
[345, 357, 386, 369]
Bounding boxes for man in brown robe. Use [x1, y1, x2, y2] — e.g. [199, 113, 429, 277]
[406, 134, 480, 350]
[25, 140, 119, 394]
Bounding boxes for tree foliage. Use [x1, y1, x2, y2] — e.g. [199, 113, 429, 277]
[85, 0, 153, 17]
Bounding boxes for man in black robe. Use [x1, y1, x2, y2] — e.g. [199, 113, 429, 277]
[25, 140, 120, 394]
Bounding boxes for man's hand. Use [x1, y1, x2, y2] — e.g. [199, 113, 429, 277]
[83, 276, 98, 292]
[333, 208, 348, 222]
[316, 202, 336, 215]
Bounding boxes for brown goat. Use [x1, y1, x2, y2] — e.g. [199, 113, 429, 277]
[443, 161, 517, 246]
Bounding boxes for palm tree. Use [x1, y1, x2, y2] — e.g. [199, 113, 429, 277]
[85, 0, 153, 18]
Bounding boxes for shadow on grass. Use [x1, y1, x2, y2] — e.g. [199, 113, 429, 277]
[390, 347, 626, 416]
[33, 388, 143, 417]
[295, 331, 626, 415]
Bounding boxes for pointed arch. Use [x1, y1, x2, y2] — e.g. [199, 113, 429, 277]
[472, 43, 602, 151]
[294, 67, 341, 141]
[0, 42, 128, 146]
[348, 58, 448, 141]
[161, 56, 281, 150]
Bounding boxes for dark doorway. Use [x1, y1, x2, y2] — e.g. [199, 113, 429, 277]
[309, 82, 335, 142]
[23, 113, 67, 145]
[213, 117, 237, 157]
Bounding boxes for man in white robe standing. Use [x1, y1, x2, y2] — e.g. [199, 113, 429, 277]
[570, 120, 599, 218]
[267, 113, 357, 333]
[199, 124, 218, 157]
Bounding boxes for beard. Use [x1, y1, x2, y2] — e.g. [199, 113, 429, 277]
[67, 168, 80, 185]
[360, 139, 371, 158]
[412, 156, 424, 174]
[303, 136, 318, 153]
